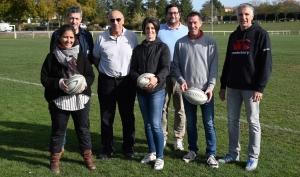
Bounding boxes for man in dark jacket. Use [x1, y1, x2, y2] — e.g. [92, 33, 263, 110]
[50, 6, 94, 65]
[218, 3, 272, 171]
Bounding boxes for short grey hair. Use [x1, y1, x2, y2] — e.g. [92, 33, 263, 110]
[66, 6, 82, 18]
[235, 3, 254, 16]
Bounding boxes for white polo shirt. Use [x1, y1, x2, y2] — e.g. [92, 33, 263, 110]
[93, 28, 138, 77]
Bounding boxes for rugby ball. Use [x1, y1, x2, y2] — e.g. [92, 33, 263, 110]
[137, 73, 156, 89]
[183, 87, 208, 105]
[65, 74, 86, 95]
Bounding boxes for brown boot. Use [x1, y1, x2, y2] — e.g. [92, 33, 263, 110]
[50, 153, 61, 174]
[82, 150, 96, 170]
[60, 147, 65, 156]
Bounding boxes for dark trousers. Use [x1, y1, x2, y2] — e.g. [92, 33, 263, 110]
[48, 101, 92, 153]
[98, 74, 136, 154]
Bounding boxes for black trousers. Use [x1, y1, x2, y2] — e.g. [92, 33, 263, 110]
[48, 101, 92, 153]
[98, 74, 136, 154]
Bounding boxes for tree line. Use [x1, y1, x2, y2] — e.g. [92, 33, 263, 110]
[0, 0, 193, 30]
[0, 0, 299, 31]
[200, 0, 300, 22]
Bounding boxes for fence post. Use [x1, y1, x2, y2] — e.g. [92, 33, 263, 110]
[32, 31, 34, 38]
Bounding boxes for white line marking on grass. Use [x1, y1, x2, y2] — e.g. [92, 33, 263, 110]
[1, 76, 299, 134]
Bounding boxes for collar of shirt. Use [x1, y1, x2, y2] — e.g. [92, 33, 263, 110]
[108, 27, 126, 39]
[166, 22, 182, 30]
[188, 30, 204, 39]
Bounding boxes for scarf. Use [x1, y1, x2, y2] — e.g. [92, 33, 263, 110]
[53, 42, 80, 79]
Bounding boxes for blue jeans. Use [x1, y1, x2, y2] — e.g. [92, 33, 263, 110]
[183, 96, 217, 157]
[227, 88, 261, 159]
[137, 89, 165, 159]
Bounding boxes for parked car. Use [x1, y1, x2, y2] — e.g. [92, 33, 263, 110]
[103, 25, 110, 30]
[0, 23, 13, 32]
[80, 23, 87, 29]
[39, 22, 48, 26]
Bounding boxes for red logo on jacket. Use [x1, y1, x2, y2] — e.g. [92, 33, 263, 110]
[233, 39, 250, 50]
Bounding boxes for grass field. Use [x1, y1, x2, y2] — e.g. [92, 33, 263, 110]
[0, 34, 299, 176]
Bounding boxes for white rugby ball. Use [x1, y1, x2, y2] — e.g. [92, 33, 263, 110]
[183, 87, 208, 105]
[137, 73, 155, 89]
[65, 74, 86, 95]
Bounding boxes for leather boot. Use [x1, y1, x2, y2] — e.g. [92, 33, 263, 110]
[60, 147, 65, 156]
[50, 153, 61, 174]
[82, 150, 96, 170]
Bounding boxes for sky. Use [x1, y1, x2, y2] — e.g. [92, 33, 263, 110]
[192, 0, 240, 11]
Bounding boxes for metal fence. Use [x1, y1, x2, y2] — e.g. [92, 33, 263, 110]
[0, 30, 298, 39]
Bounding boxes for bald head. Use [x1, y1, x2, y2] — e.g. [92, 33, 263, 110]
[108, 10, 124, 35]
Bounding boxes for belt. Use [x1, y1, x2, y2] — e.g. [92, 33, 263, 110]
[99, 73, 127, 80]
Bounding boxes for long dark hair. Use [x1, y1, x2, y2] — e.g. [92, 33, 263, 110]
[55, 24, 76, 47]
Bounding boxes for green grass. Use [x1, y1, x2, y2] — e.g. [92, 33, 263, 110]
[0, 35, 299, 176]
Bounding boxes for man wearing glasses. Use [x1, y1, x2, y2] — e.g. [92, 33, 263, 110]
[157, 3, 188, 151]
[93, 10, 138, 160]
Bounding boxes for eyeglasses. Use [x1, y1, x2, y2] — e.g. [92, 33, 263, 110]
[168, 12, 179, 16]
[109, 18, 122, 23]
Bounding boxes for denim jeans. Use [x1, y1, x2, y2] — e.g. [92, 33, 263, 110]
[183, 96, 217, 157]
[227, 88, 261, 159]
[137, 89, 165, 159]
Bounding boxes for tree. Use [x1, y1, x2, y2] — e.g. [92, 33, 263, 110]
[145, 0, 156, 9]
[127, 0, 144, 19]
[78, 0, 98, 21]
[36, 0, 56, 31]
[247, 0, 262, 20]
[6, 0, 32, 30]
[156, 0, 168, 23]
[95, 0, 109, 26]
[271, 0, 284, 21]
[0, 0, 12, 22]
[145, 7, 157, 18]
[200, 1, 211, 22]
[281, 0, 296, 19]
[259, 1, 273, 21]
[200, 0, 224, 22]
[131, 11, 145, 29]
[180, 0, 193, 23]
[290, 0, 300, 20]
[169, 0, 180, 4]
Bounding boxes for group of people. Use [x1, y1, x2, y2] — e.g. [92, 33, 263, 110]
[40, 2, 272, 174]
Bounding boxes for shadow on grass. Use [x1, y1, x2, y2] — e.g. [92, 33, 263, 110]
[0, 120, 174, 166]
[0, 120, 200, 169]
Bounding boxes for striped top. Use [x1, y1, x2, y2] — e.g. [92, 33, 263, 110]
[53, 94, 90, 111]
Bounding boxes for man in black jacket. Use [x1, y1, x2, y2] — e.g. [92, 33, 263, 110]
[218, 3, 272, 171]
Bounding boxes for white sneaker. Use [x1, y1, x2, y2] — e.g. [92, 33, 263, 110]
[154, 158, 164, 170]
[182, 151, 197, 163]
[141, 153, 156, 163]
[207, 155, 219, 169]
[245, 158, 258, 171]
[174, 140, 184, 151]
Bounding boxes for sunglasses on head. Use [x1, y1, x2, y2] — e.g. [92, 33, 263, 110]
[110, 18, 122, 23]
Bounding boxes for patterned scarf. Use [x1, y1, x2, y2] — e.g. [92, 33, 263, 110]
[53, 41, 80, 79]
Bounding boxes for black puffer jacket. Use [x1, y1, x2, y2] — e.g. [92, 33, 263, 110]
[130, 38, 170, 94]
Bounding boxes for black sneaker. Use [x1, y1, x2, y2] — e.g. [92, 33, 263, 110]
[124, 151, 135, 158]
[97, 152, 113, 160]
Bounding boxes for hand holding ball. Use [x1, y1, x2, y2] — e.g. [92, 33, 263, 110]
[65, 74, 86, 95]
